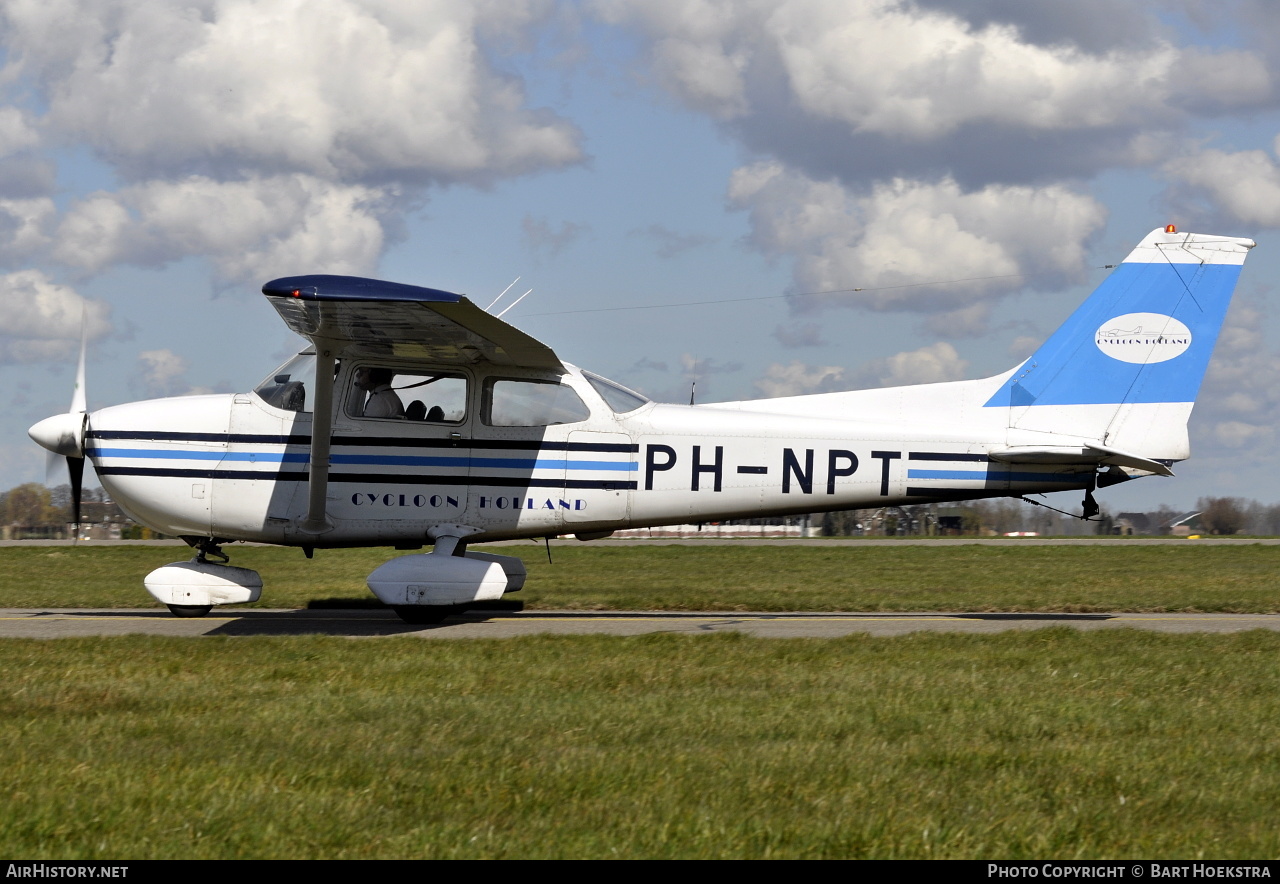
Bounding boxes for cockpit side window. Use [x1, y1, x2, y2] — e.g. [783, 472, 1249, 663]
[345, 365, 468, 423]
[483, 379, 590, 427]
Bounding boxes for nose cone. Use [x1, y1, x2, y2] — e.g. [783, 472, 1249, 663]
[28, 412, 86, 457]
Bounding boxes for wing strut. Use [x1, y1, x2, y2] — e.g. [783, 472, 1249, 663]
[301, 339, 338, 534]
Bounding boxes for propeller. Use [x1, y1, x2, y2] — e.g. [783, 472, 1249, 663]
[28, 314, 89, 539]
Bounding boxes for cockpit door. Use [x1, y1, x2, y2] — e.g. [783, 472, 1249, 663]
[324, 363, 474, 538]
[563, 431, 633, 524]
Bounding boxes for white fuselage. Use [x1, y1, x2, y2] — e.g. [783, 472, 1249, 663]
[87, 361, 1102, 545]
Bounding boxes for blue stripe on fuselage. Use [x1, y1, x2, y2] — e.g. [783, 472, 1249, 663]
[88, 446, 636, 471]
[907, 468, 1080, 483]
[90, 447, 308, 462]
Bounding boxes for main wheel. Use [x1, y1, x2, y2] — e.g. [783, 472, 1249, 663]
[393, 605, 465, 625]
[167, 604, 213, 618]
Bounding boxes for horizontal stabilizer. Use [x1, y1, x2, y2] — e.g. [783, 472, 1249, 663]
[989, 443, 1174, 477]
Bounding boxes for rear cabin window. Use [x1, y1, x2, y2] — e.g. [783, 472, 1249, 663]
[345, 366, 468, 423]
[484, 379, 591, 427]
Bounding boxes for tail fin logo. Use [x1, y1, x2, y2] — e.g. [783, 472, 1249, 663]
[1095, 313, 1192, 364]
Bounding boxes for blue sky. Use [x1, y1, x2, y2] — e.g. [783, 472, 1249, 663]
[6, 0, 1280, 516]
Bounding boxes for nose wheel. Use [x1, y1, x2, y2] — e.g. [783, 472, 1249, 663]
[167, 604, 213, 618]
[393, 604, 466, 625]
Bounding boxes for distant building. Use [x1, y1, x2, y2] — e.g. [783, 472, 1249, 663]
[1114, 513, 1151, 535]
[1111, 511, 1201, 536]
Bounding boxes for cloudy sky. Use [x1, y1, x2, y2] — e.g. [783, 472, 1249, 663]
[5, 0, 1280, 515]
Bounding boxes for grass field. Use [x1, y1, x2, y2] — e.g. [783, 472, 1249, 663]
[2, 629, 1279, 859]
[5, 543, 1280, 859]
[3, 542, 1279, 612]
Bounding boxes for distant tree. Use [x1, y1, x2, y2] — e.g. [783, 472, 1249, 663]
[0, 482, 135, 532]
[1197, 497, 1249, 535]
[959, 506, 984, 535]
[821, 509, 863, 536]
[1, 483, 60, 527]
[1243, 499, 1265, 535]
[901, 504, 934, 535]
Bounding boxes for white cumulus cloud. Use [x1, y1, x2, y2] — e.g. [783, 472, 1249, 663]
[5, 0, 581, 185]
[851, 341, 969, 388]
[0, 197, 55, 264]
[728, 163, 1105, 313]
[0, 0, 584, 282]
[1164, 145, 1280, 228]
[54, 175, 391, 281]
[0, 270, 111, 363]
[1190, 301, 1280, 458]
[135, 349, 195, 398]
[754, 360, 846, 398]
[0, 107, 39, 158]
[596, 0, 1270, 185]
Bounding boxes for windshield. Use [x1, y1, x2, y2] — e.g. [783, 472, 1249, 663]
[254, 351, 316, 413]
[584, 372, 649, 414]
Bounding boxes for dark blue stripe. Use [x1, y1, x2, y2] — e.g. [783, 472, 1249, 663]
[97, 466, 310, 482]
[87, 429, 637, 453]
[904, 487, 998, 500]
[908, 452, 989, 462]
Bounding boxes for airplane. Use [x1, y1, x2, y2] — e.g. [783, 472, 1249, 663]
[27, 225, 1254, 623]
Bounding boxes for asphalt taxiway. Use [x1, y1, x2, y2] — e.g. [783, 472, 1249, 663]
[1, 608, 1277, 639]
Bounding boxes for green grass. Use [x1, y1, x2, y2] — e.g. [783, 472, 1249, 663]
[3, 543, 1280, 612]
[2, 630, 1279, 858]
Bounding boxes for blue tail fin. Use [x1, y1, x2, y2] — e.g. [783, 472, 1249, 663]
[986, 228, 1254, 412]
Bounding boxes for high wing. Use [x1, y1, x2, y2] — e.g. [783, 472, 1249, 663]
[262, 274, 563, 371]
[260, 274, 566, 534]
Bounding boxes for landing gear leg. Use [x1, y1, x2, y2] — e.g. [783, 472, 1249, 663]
[1082, 475, 1100, 520]
[193, 538, 229, 564]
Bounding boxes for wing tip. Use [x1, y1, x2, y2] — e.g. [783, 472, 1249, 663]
[262, 275, 463, 304]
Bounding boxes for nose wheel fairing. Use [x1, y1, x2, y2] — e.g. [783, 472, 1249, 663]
[144, 560, 263, 611]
